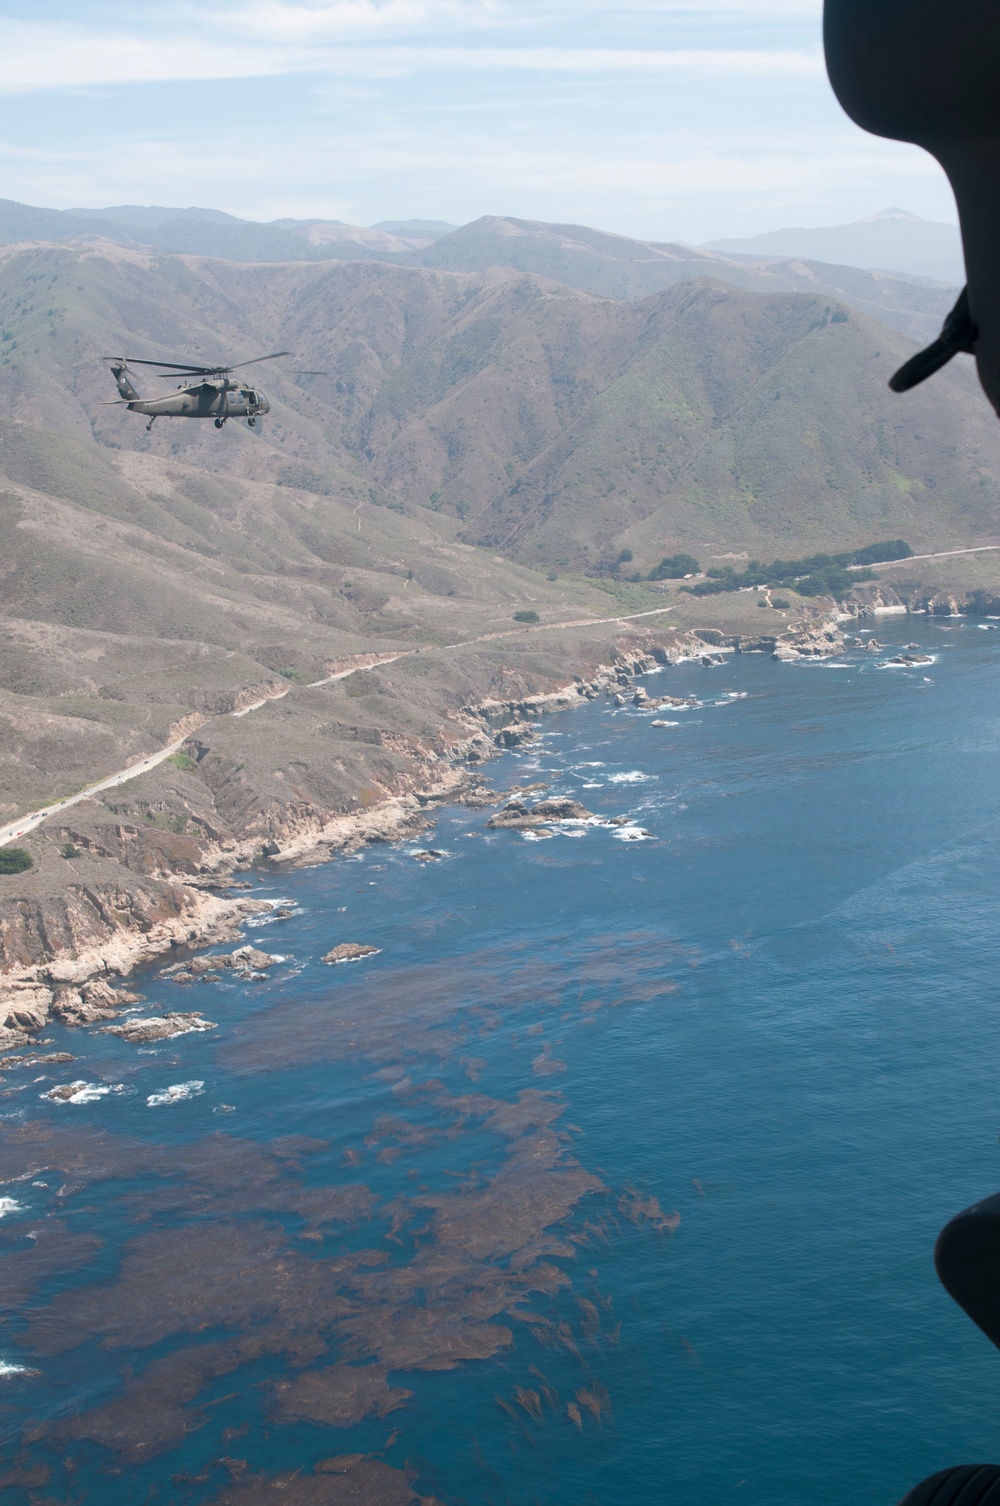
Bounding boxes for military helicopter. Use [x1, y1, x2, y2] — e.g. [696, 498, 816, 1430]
[102, 350, 294, 431]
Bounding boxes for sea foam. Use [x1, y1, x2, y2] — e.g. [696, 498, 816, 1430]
[147, 1081, 205, 1108]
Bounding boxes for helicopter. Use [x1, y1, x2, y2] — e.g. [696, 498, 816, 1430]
[102, 350, 294, 431]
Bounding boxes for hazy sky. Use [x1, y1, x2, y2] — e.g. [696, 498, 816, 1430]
[0, 0, 958, 239]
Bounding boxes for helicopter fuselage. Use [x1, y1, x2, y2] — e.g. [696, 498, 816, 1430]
[110, 363, 269, 428]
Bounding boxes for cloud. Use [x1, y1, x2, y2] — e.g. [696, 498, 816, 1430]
[0, 107, 946, 241]
[0, 22, 822, 91]
[0, 0, 951, 238]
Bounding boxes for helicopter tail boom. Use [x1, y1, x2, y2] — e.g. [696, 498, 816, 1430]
[108, 360, 142, 404]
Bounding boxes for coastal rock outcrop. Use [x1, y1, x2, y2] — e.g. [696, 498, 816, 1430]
[488, 798, 595, 830]
[100, 1012, 217, 1043]
[50, 980, 143, 1027]
[772, 620, 845, 661]
[322, 943, 381, 965]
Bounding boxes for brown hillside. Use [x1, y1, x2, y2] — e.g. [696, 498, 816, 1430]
[417, 215, 956, 341]
[1, 243, 997, 577]
[461, 280, 1000, 567]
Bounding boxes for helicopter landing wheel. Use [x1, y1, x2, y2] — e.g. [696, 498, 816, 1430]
[214, 417, 225, 429]
[146, 417, 156, 432]
[247, 416, 256, 427]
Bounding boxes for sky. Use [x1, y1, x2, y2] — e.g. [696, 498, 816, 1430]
[0, 0, 959, 241]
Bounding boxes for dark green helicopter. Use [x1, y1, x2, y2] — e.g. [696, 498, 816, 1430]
[102, 350, 293, 431]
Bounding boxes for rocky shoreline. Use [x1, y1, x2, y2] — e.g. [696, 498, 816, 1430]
[0, 619, 846, 1047]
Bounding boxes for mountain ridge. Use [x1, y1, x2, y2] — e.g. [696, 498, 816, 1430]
[705, 207, 964, 285]
[0, 199, 957, 345]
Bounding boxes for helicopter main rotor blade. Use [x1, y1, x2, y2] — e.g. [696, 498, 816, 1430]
[101, 356, 217, 372]
[227, 351, 292, 371]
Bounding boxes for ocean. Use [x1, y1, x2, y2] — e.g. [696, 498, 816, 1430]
[3, 619, 1000, 1505]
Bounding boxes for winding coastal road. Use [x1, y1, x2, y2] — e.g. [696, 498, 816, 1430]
[849, 544, 1000, 569]
[0, 737, 190, 849]
[6, 545, 997, 850]
[0, 604, 678, 849]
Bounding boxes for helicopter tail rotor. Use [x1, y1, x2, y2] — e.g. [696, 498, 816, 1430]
[103, 358, 143, 403]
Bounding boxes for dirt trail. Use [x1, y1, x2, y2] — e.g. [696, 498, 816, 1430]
[0, 605, 676, 849]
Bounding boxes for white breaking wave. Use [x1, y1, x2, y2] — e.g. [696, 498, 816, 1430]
[41, 1082, 124, 1105]
[607, 771, 652, 784]
[147, 1081, 205, 1108]
[613, 826, 656, 842]
[0, 1198, 24, 1218]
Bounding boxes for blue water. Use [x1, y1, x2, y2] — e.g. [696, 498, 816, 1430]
[4, 621, 1000, 1504]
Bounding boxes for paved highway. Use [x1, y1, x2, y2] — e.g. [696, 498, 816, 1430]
[0, 738, 189, 849]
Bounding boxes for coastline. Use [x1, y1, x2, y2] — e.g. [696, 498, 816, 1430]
[0, 617, 846, 1046]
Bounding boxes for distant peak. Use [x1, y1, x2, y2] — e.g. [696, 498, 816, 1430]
[855, 207, 928, 225]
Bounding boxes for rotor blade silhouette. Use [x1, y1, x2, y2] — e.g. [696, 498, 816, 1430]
[102, 351, 290, 376]
[228, 351, 291, 371]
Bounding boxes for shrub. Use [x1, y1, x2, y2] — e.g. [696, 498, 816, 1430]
[649, 552, 700, 580]
[0, 847, 33, 874]
[169, 751, 198, 773]
[772, 597, 791, 609]
[61, 842, 80, 859]
[513, 609, 540, 624]
[617, 548, 633, 564]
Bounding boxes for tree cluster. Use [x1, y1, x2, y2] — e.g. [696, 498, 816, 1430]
[648, 552, 700, 580]
[680, 540, 912, 601]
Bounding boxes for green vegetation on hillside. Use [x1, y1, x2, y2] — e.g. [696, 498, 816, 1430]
[649, 552, 700, 580]
[682, 541, 912, 601]
[0, 848, 33, 874]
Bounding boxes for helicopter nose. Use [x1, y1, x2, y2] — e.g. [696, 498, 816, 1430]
[259, 396, 270, 414]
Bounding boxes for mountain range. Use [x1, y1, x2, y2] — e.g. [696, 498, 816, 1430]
[705, 207, 963, 285]
[2, 241, 990, 569]
[0, 200, 959, 345]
